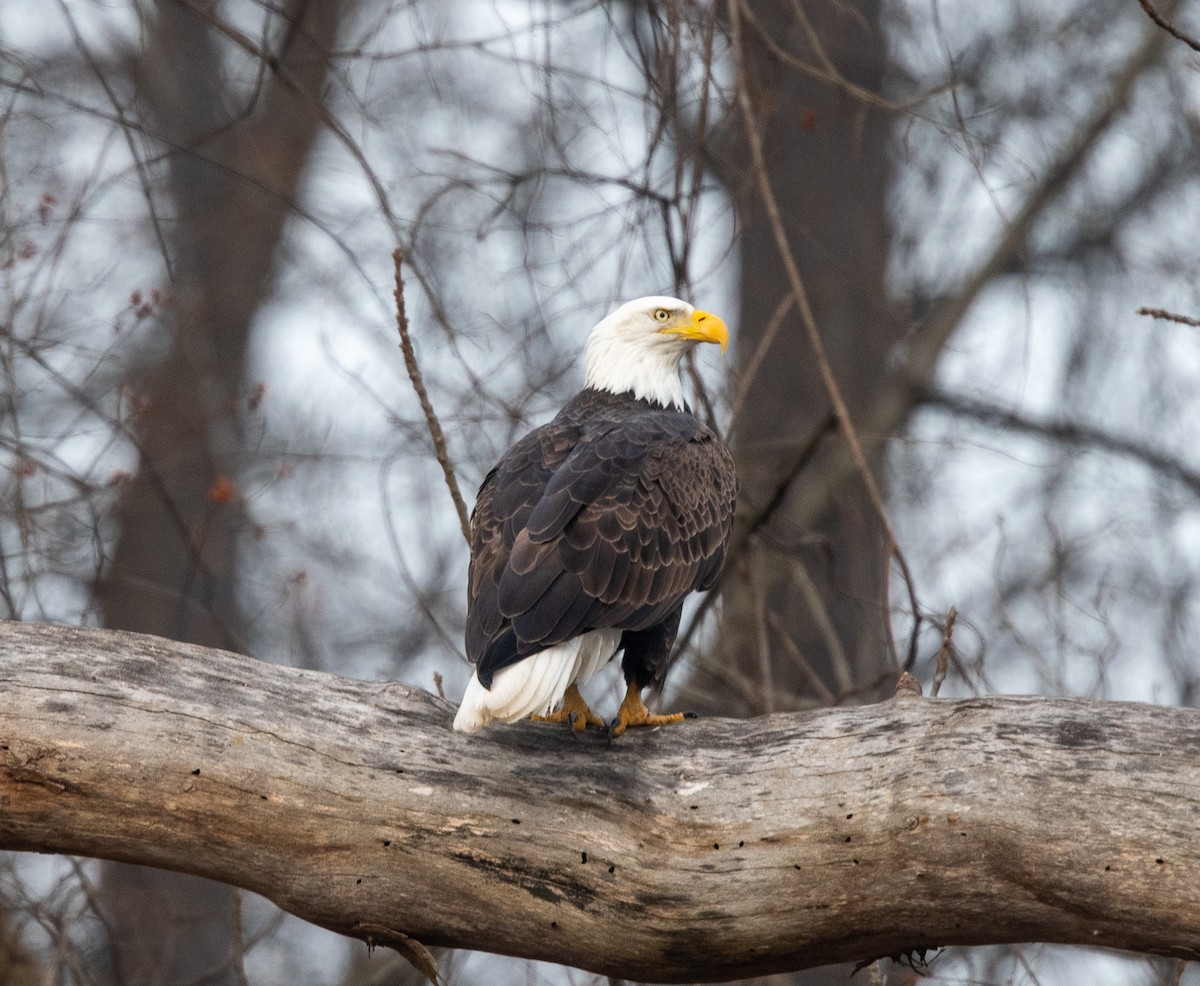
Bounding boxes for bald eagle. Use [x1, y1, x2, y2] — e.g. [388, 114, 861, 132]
[453, 296, 737, 735]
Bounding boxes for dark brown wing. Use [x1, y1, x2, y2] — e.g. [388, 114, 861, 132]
[465, 419, 578, 674]
[466, 399, 736, 688]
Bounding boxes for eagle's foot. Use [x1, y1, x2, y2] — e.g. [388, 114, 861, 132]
[608, 682, 696, 738]
[531, 683, 605, 733]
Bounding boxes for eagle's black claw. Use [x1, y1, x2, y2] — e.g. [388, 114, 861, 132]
[683, 711, 699, 719]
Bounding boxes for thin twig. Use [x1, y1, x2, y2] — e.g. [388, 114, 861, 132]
[728, 0, 923, 668]
[881, 553, 903, 674]
[393, 250, 471, 544]
[920, 386, 1200, 497]
[1137, 0, 1200, 52]
[728, 292, 793, 431]
[1137, 306, 1200, 328]
[790, 560, 854, 696]
[930, 607, 957, 698]
[732, 411, 838, 553]
[747, 552, 775, 713]
[768, 614, 835, 705]
[232, 889, 250, 986]
[768, 610, 837, 705]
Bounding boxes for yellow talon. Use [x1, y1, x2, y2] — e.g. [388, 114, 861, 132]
[609, 681, 691, 737]
[531, 683, 605, 733]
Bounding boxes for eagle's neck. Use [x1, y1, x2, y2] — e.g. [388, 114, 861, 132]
[583, 332, 686, 410]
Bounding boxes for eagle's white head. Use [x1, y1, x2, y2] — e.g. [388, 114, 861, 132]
[583, 295, 729, 410]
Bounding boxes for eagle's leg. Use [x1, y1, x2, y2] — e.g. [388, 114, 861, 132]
[531, 683, 605, 733]
[609, 679, 694, 737]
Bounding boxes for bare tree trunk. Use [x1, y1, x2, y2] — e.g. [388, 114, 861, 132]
[695, 0, 901, 710]
[93, 2, 356, 982]
[3, 622, 1199, 982]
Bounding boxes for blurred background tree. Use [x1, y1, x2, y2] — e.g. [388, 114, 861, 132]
[1, 1, 1199, 985]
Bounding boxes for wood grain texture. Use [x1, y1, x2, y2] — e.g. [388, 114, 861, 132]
[1, 620, 1198, 981]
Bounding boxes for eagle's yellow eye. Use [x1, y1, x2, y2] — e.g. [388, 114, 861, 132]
[653, 308, 670, 322]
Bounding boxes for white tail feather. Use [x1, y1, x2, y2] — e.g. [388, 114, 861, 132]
[453, 629, 621, 733]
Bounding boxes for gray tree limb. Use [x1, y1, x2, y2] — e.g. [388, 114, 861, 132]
[1, 620, 1198, 982]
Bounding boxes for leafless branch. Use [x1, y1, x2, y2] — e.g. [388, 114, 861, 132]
[727, 292, 792, 431]
[767, 609, 837, 704]
[1137, 306, 1200, 328]
[1136, 0, 1200, 52]
[920, 387, 1200, 498]
[392, 250, 472, 545]
[930, 607, 957, 698]
[789, 559, 855, 695]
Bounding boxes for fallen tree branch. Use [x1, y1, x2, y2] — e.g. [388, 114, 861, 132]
[1, 620, 1198, 981]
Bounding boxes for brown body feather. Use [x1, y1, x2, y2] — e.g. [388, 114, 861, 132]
[466, 388, 737, 691]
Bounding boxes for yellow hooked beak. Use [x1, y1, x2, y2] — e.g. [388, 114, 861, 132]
[659, 309, 729, 352]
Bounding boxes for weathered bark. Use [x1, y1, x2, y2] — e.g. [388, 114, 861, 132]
[1, 621, 1198, 982]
